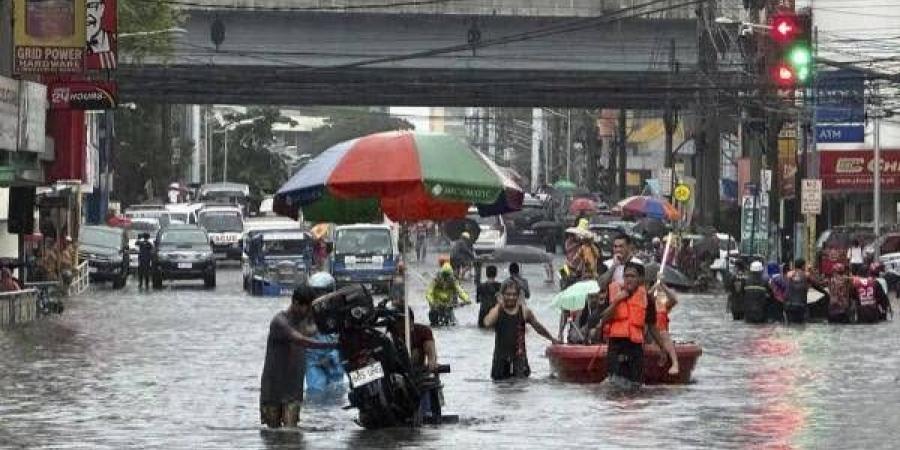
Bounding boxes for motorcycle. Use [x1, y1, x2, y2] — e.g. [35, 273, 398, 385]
[311, 285, 453, 428]
[27, 281, 65, 316]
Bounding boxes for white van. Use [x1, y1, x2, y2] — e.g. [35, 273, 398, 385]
[198, 205, 244, 260]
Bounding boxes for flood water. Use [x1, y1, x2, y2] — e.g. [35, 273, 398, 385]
[3, 258, 900, 449]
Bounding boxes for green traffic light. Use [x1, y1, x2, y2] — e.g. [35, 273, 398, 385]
[797, 66, 811, 82]
[789, 45, 812, 67]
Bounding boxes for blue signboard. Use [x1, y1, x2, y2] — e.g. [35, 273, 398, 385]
[816, 124, 865, 143]
[816, 69, 865, 124]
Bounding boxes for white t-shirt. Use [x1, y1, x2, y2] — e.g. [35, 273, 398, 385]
[603, 256, 645, 284]
[848, 247, 864, 264]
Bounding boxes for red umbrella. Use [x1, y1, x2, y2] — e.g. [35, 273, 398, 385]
[616, 196, 680, 221]
[569, 198, 599, 215]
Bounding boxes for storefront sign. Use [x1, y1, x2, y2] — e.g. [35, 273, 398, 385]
[48, 80, 117, 109]
[0, 77, 19, 151]
[84, 0, 117, 70]
[816, 69, 865, 124]
[13, 0, 87, 74]
[0, 76, 47, 153]
[778, 137, 797, 198]
[816, 124, 865, 144]
[820, 149, 900, 192]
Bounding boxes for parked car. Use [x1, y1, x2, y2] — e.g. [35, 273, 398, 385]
[466, 207, 507, 254]
[503, 195, 548, 244]
[79, 225, 129, 289]
[331, 223, 399, 293]
[126, 218, 160, 272]
[153, 224, 216, 289]
[198, 205, 244, 260]
[164, 202, 202, 225]
[243, 229, 314, 295]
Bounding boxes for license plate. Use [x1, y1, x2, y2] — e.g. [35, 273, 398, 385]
[522, 230, 535, 235]
[88, 266, 98, 273]
[349, 362, 384, 387]
[177, 263, 192, 269]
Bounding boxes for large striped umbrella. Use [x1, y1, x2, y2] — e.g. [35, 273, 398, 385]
[616, 195, 680, 221]
[274, 131, 524, 223]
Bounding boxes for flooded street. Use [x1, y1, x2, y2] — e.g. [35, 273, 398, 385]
[3, 259, 900, 449]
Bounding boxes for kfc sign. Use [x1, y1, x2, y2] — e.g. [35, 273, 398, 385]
[821, 150, 900, 192]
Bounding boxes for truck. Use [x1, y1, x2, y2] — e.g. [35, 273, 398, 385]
[331, 223, 399, 293]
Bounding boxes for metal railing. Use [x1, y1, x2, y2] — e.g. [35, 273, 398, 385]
[69, 261, 89, 296]
[0, 289, 38, 327]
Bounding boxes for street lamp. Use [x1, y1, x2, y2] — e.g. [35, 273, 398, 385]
[212, 116, 265, 182]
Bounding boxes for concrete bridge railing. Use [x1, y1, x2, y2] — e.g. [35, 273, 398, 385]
[180, 0, 699, 18]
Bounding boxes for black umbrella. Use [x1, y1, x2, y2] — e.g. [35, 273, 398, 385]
[633, 218, 668, 238]
[442, 218, 481, 241]
[532, 220, 564, 231]
[644, 262, 694, 290]
[482, 245, 552, 264]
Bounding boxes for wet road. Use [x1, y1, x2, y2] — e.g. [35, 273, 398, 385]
[3, 257, 900, 449]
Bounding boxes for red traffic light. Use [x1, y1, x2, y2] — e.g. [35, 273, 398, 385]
[770, 12, 799, 44]
[773, 63, 796, 87]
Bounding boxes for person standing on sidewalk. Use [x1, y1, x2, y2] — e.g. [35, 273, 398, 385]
[847, 240, 865, 276]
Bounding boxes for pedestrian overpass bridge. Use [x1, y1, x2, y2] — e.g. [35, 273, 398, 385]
[119, 1, 739, 107]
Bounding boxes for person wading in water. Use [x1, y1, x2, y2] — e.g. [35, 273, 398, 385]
[483, 279, 559, 380]
[259, 284, 337, 428]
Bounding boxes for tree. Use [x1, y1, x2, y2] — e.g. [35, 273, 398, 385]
[113, 104, 192, 205]
[118, 0, 184, 62]
[307, 108, 414, 158]
[212, 107, 296, 200]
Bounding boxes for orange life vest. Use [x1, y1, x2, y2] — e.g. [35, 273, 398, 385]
[605, 282, 648, 344]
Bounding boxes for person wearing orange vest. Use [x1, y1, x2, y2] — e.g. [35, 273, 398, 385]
[598, 262, 679, 386]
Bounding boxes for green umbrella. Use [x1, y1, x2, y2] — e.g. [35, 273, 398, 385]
[553, 179, 578, 191]
[553, 280, 600, 311]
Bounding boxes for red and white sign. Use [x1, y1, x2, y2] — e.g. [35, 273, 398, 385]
[84, 0, 117, 70]
[47, 80, 117, 109]
[820, 149, 900, 192]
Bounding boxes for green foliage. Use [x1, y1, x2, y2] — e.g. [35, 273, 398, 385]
[118, 0, 184, 61]
[307, 108, 414, 158]
[212, 107, 295, 198]
[113, 104, 192, 205]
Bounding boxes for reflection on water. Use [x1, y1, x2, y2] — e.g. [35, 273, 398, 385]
[2, 260, 900, 449]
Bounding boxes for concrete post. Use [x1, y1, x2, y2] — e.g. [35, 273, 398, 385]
[531, 108, 542, 192]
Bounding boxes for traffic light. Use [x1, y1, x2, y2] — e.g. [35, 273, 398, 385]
[768, 9, 813, 88]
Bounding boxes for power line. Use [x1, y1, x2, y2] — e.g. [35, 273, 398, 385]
[132, 0, 470, 12]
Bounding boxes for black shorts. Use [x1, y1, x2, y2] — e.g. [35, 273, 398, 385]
[607, 338, 644, 384]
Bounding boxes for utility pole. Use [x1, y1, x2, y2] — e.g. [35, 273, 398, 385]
[664, 38, 679, 199]
[874, 106, 882, 258]
[531, 108, 542, 192]
[617, 109, 627, 201]
[565, 109, 572, 181]
[697, 0, 720, 227]
[0, 0, 11, 76]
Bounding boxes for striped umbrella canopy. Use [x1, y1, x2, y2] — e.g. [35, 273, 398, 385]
[616, 195, 680, 221]
[274, 131, 523, 223]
